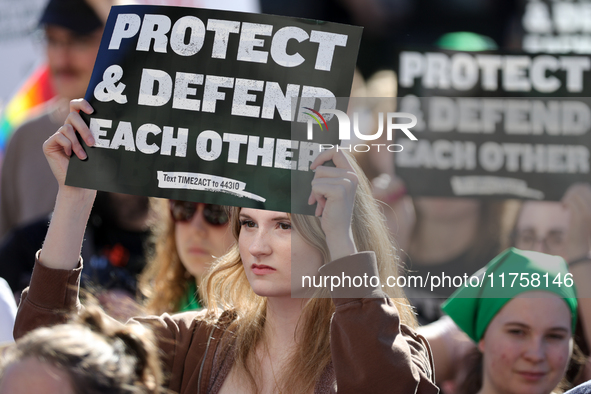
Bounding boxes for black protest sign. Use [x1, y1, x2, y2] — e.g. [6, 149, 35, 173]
[65, 5, 362, 214]
[521, 0, 591, 54]
[393, 49, 591, 200]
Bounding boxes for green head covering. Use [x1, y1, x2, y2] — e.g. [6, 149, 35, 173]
[436, 31, 498, 52]
[442, 247, 577, 343]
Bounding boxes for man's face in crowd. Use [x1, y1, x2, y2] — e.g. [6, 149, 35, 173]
[45, 25, 103, 100]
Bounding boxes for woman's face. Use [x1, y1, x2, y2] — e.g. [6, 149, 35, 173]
[514, 201, 570, 259]
[0, 358, 74, 394]
[478, 292, 573, 394]
[238, 208, 323, 298]
[174, 203, 235, 278]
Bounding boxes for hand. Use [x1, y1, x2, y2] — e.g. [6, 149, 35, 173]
[562, 182, 591, 262]
[38, 99, 97, 270]
[308, 148, 358, 260]
[43, 99, 96, 187]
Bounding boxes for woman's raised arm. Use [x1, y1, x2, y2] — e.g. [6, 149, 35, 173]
[309, 149, 439, 392]
[14, 99, 99, 339]
[39, 99, 97, 269]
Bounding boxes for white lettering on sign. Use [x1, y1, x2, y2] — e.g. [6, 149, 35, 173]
[88, 118, 323, 171]
[108, 13, 347, 71]
[399, 51, 590, 93]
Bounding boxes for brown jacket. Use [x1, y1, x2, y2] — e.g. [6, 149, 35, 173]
[14, 251, 439, 394]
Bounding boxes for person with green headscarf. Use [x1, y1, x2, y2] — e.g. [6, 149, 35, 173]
[441, 247, 578, 394]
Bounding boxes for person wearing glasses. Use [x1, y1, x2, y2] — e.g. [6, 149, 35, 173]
[139, 199, 234, 314]
[0, 0, 110, 241]
[511, 183, 591, 269]
[14, 99, 438, 393]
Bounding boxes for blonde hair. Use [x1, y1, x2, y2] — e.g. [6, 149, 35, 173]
[202, 153, 416, 394]
[139, 198, 192, 314]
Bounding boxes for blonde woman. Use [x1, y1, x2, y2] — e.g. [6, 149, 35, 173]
[14, 99, 438, 393]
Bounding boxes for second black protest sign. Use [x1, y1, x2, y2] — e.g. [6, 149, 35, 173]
[393, 48, 591, 200]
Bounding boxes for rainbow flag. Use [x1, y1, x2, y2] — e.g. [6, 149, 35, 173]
[0, 64, 56, 155]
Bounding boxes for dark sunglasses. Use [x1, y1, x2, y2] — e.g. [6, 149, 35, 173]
[169, 200, 229, 226]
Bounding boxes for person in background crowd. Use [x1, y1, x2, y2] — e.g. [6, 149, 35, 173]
[0, 191, 152, 321]
[139, 199, 234, 314]
[0, 307, 162, 394]
[402, 196, 516, 324]
[511, 183, 591, 385]
[0, 0, 152, 312]
[0, 278, 16, 344]
[513, 184, 591, 268]
[421, 183, 591, 392]
[0, 0, 110, 240]
[442, 248, 580, 394]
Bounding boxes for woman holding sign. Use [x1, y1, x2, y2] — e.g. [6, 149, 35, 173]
[13, 99, 438, 393]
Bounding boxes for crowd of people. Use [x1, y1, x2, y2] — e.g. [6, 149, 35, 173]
[0, 0, 590, 393]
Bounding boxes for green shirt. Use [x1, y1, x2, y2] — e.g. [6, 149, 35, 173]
[178, 280, 201, 312]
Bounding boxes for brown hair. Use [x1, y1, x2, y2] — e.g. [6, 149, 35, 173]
[201, 152, 416, 394]
[139, 198, 193, 314]
[0, 307, 162, 394]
